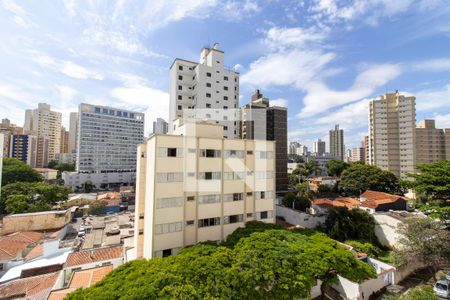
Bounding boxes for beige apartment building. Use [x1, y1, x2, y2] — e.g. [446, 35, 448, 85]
[24, 103, 61, 167]
[134, 120, 276, 259]
[368, 91, 416, 178]
[415, 119, 450, 164]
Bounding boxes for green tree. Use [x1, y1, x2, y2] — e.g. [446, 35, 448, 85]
[5, 195, 30, 214]
[339, 164, 402, 196]
[318, 184, 334, 193]
[399, 286, 439, 300]
[408, 161, 450, 201]
[82, 180, 95, 193]
[282, 185, 312, 212]
[47, 160, 58, 169]
[393, 217, 450, 280]
[1, 158, 43, 186]
[320, 207, 380, 245]
[66, 226, 375, 299]
[326, 160, 349, 177]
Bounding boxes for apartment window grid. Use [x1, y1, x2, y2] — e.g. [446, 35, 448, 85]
[223, 193, 244, 202]
[198, 172, 221, 180]
[156, 172, 184, 182]
[223, 171, 245, 180]
[198, 217, 220, 228]
[155, 222, 182, 235]
[256, 210, 273, 220]
[255, 171, 273, 179]
[198, 194, 221, 204]
[156, 197, 184, 209]
[224, 214, 244, 224]
[255, 191, 274, 200]
[157, 147, 184, 157]
[224, 150, 245, 158]
[199, 149, 221, 157]
[256, 151, 273, 159]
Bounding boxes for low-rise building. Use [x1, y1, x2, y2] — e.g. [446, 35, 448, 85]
[307, 176, 339, 192]
[0, 271, 60, 300]
[62, 171, 136, 191]
[359, 190, 410, 212]
[34, 168, 58, 182]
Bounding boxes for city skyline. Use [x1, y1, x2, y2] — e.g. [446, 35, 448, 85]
[1, 1, 450, 149]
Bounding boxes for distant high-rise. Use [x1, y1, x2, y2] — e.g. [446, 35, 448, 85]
[368, 91, 416, 178]
[0, 118, 23, 158]
[76, 103, 144, 173]
[289, 141, 301, 155]
[68, 112, 78, 154]
[349, 146, 365, 162]
[60, 126, 69, 154]
[329, 124, 344, 161]
[241, 90, 288, 192]
[169, 43, 240, 139]
[313, 139, 326, 156]
[24, 103, 61, 167]
[9, 134, 39, 167]
[153, 118, 168, 134]
[415, 119, 450, 164]
[364, 136, 369, 164]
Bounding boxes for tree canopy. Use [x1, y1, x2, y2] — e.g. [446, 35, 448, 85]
[1, 158, 43, 186]
[408, 161, 450, 201]
[393, 217, 450, 280]
[67, 223, 375, 299]
[339, 164, 402, 196]
[326, 160, 349, 177]
[0, 181, 71, 214]
[282, 184, 312, 212]
[320, 207, 380, 246]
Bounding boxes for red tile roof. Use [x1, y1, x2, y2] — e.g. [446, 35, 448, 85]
[25, 243, 44, 261]
[360, 190, 410, 209]
[48, 265, 113, 300]
[0, 271, 59, 300]
[0, 231, 43, 261]
[313, 197, 360, 209]
[65, 246, 123, 267]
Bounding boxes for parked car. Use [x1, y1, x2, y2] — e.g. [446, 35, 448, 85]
[434, 280, 450, 299]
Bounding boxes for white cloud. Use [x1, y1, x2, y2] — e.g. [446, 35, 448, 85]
[241, 49, 335, 89]
[55, 85, 77, 103]
[61, 61, 103, 80]
[415, 84, 450, 111]
[411, 58, 450, 72]
[298, 63, 402, 117]
[1, 0, 27, 16]
[313, 98, 370, 127]
[433, 113, 450, 128]
[13, 15, 29, 28]
[219, 0, 260, 20]
[110, 84, 169, 135]
[270, 98, 288, 107]
[264, 26, 327, 50]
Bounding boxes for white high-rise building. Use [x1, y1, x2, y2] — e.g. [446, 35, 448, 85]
[153, 118, 168, 134]
[68, 112, 78, 154]
[134, 119, 275, 259]
[169, 43, 240, 139]
[23, 103, 61, 167]
[63, 104, 144, 190]
[368, 91, 416, 178]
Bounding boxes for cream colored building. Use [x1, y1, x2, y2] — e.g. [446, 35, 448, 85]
[368, 91, 416, 178]
[134, 120, 276, 259]
[415, 119, 450, 164]
[24, 103, 62, 167]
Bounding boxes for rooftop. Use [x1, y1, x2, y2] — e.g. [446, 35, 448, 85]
[360, 190, 410, 209]
[0, 231, 43, 261]
[65, 245, 123, 268]
[313, 197, 360, 210]
[0, 271, 59, 300]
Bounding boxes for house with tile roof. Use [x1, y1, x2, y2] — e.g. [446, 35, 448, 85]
[65, 245, 124, 270]
[359, 190, 411, 212]
[312, 197, 360, 212]
[0, 271, 60, 300]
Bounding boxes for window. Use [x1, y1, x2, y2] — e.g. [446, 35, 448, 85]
[199, 172, 221, 180]
[178, 75, 183, 80]
[247, 150, 253, 155]
[206, 93, 211, 98]
[225, 150, 244, 158]
[156, 172, 184, 182]
[156, 197, 183, 209]
[223, 172, 245, 180]
[186, 220, 195, 226]
[257, 151, 273, 159]
[155, 222, 182, 234]
[224, 126, 228, 130]
[198, 217, 220, 228]
[187, 196, 195, 201]
[247, 213, 253, 218]
[224, 96, 228, 100]
[95, 107, 101, 113]
[206, 103, 211, 108]
[200, 149, 221, 157]
[224, 214, 243, 224]
[224, 86, 228, 91]
[223, 193, 243, 202]
[178, 95, 182, 100]
[257, 210, 273, 220]
[206, 83, 211, 87]
[223, 106, 228, 110]
[178, 105, 182, 110]
[188, 148, 196, 154]
[198, 194, 221, 204]
[206, 72, 211, 77]
[178, 85, 182, 90]
[178, 65, 183, 70]
[246, 192, 253, 196]
[224, 76, 228, 81]
[158, 147, 183, 157]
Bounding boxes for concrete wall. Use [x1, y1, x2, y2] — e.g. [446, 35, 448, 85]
[394, 260, 427, 284]
[276, 205, 326, 229]
[1, 209, 71, 235]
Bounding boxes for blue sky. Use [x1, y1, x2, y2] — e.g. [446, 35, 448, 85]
[1, 0, 450, 150]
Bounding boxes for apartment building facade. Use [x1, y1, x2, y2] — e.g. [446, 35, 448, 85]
[9, 134, 39, 167]
[152, 118, 168, 134]
[313, 139, 326, 156]
[0, 118, 23, 158]
[368, 91, 416, 178]
[134, 120, 276, 259]
[329, 124, 344, 161]
[241, 90, 288, 192]
[168, 43, 240, 139]
[24, 103, 61, 167]
[68, 112, 78, 154]
[415, 119, 450, 164]
[60, 126, 69, 154]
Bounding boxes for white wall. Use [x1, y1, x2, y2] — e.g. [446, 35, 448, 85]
[276, 205, 326, 229]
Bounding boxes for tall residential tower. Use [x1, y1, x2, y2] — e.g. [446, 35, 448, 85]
[329, 124, 344, 161]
